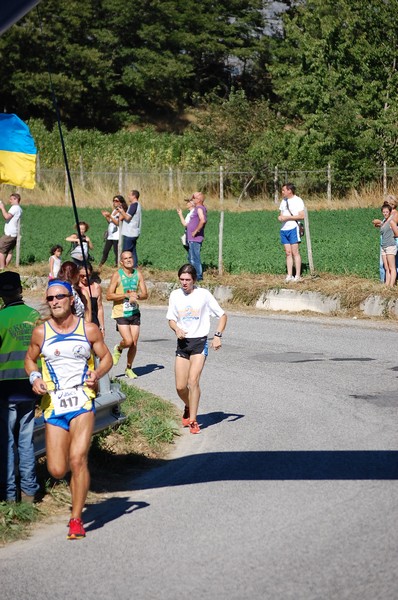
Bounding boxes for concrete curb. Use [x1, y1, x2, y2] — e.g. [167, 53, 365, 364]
[22, 276, 395, 319]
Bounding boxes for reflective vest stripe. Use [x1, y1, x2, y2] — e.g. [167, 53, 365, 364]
[0, 367, 28, 380]
[0, 350, 27, 365]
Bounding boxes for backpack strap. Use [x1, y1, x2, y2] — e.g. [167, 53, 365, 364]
[285, 198, 293, 216]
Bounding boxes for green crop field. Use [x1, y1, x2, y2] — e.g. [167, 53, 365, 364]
[19, 206, 380, 279]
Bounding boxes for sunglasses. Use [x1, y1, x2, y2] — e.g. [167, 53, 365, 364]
[46, 294, 71, 302]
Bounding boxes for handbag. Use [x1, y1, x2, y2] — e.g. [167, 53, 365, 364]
[70, 245, 84, 261]
[181, 230, 189, 250]
[285, 199, 305, 237]
[70, 239, 89, 261]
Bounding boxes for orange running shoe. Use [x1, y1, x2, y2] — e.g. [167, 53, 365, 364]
[67, 518, 86, 540]
[182, 406, 190, 427]
[189, 420, 200, 434]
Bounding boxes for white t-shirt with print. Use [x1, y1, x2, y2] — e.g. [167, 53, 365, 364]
[279, 195, 304, 231]
[107, 209, 120, 241]
[4, 204, 22, 237]
[166, 287, 224, 338]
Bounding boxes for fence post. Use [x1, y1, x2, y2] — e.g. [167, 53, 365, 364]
[383, 161, 387, 195]
[327, 163, 332, 202]
[304, 206, 314, 275]
[237, 175, 254, 206]
[274, 166, 279, 204]
[118, 166, 123, 193]
[124, 159, 128, 192]
[36, 152, 40, 184]
[218, 165, 224, 276]
[79, 154, 85, 187]
[168, 167, 174, 196]
[64, 168, 69, 204]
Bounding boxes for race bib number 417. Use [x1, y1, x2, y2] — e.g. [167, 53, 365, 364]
[50, 388, 88, 416]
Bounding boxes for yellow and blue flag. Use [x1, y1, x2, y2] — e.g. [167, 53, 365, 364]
[0, 114, 37, 189]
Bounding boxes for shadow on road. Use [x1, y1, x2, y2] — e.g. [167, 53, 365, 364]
[114, 363, 165, 378]
[199, 411, 245, 430]
[147, 450, 398, 484]
[84, 497, 150, 532]
[90, 450, 398, 495]
[83, 449, 398, 531]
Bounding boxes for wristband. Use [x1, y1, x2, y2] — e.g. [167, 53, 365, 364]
[29, 371, 42, 385]
[214, 332, 222, 338]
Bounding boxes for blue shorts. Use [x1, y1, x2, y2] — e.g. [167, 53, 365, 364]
[44, 402, 95, 431]
[280, 228, 300, 245]
[176, 336, 208, 360]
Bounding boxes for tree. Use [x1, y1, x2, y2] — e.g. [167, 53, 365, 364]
[0, 0, 128, 130]
[0, 0, 272, 130]
[268, 0, 398, 188]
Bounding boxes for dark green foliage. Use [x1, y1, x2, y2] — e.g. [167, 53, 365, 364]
[269, 0, 398, 189]
[0, 0, 268, 129]
[3, 1, 398, 191]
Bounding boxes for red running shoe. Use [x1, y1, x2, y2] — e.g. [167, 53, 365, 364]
[182, 406, 190, 427]
[189, 420, 200, 434]
[67, 518, 86, 540]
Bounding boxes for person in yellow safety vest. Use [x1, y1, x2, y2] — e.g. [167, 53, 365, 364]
[0, 271, 41, 503]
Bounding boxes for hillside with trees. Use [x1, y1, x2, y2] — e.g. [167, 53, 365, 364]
[1, 0, 398, 193]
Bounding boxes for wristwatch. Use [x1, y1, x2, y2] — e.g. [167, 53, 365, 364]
[214, 331, 222, 338]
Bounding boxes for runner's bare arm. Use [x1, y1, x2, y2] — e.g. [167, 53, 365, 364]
[168, 319, 187, 339]
[137, 271, 148, 300]
[210, 313, 227, 350]
[106, 271, 123, 301]
[24, 325, 48, 394]
[85, 323, 113, 386]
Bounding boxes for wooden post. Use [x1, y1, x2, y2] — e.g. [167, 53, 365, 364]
[36, 152, 40, 184]
[176, 167, 181, 194]
[64, 168, 69, 204]
[118, 166, 123, 193]
[218, 165, 224, 276]
[383, 161, 387, 195]
[327, 163, 332, 202]
[237, 176, 254, 206]
[169, 167, 173, 196]
[304, 206, 314, 275]
[274, 166, 279, 204]
[79, 154, 85, 187]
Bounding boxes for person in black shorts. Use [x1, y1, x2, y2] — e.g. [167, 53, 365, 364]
[106, 251, 148, 379]
[166, 264, 227, 434]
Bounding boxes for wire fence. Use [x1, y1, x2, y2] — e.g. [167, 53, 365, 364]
[32, 160, 398, 204]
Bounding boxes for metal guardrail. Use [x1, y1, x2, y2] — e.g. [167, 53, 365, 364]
[34, 375, 127, 457]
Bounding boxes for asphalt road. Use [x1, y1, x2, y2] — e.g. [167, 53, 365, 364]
[2, 305, 398, 600]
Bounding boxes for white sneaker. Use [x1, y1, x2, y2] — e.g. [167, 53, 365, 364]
[285, 275, 293, 282]
[293, 275, 301, 282]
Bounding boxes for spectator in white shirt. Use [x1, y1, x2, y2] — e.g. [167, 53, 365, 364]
[0, 193, 22, 269]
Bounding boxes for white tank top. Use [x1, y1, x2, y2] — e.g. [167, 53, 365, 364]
[40, 318, 94, 392]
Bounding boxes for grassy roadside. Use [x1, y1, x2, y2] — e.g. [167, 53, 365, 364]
[0, 382, 180, 546]
[19, 263, 398, 320]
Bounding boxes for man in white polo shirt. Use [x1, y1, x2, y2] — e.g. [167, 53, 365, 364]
[0, 193, 22, 269]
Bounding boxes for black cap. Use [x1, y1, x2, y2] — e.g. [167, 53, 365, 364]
[0, 271, 22, 295]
